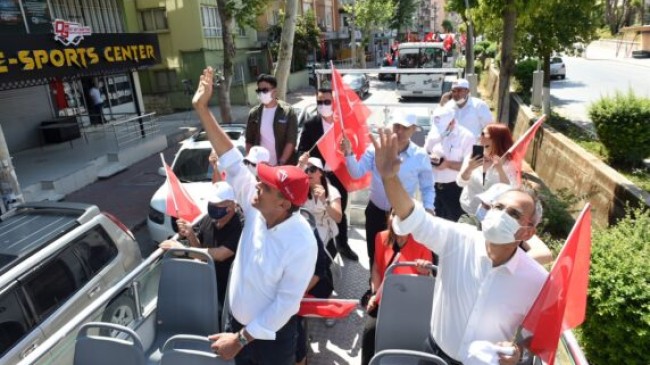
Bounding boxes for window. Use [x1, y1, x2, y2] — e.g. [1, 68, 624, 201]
[201, 6, 222, 37]
[325, 6, 332, 29]
[0, 288, 33, 356]
[140, 8, 167, 31]
[72, 228, 118, 276]
[238, 26, 246, 37]
[23, 246, 89, 321]
[153, 70, 178, 93]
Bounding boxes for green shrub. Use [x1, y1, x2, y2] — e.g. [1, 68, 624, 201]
[513, 59, 538, 95]
[588, 91, 650, 167]
[581, 207, 650, 365]
[485, 43, 497, 58]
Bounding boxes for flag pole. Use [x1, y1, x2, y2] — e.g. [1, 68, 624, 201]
[160, 153, 179, 217]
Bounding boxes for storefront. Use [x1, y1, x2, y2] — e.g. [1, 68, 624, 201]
[0, 28, 160, 152]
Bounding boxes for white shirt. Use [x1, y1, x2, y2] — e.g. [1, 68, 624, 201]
[260, 106, 278, 165]
[456, 157, 517, 215]
[89, 87, 102, 105]
[425, 125, 475, 183]
[220, 147, 317, 340]
[454, 97, 493, 139]
[393, 204, 547, 362]
[303, 183, 341, 243]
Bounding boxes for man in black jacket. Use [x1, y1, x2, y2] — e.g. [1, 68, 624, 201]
[296, 88, 359, 261]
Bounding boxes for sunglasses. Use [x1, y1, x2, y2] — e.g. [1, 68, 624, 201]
[316, 100, 332, 106]
[304, 166, 319, 174]
[255, 88, 272, 94]
[244, 160, 256, 167]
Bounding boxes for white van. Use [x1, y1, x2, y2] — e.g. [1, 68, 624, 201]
[396, 42, 458, 98]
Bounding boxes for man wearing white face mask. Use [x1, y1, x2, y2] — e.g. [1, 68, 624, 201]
[296, 88, 359, 262]
[449, 79, 493, 139]
[424, 103, 474, 221]
[245, 74, 298, 166]
[371, 128, 548, 365]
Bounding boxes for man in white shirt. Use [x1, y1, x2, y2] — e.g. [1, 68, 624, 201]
[193, 67, 318, 365]
[425, 104, 475, 221]
[450, 78, 493, 139]
[88, 82, 104, 125]
[370, 128, 548, 365]
[245, 74, 298, 165]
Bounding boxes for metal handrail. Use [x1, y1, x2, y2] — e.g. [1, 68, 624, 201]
[315, 67, 462, 74]
[17, 248, 166, 365]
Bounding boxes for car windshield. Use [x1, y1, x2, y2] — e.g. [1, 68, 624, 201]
[551, 57, 563, 64]
[343, 75, 362, 86]
[172, 148, 212, 182]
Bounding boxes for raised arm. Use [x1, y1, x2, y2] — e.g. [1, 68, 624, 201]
[192, 67, 234, 156]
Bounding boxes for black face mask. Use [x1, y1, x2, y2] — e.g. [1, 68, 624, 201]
[207, 204, 229, 220]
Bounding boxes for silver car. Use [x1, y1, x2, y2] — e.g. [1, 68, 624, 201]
[0, 202, 142, 364]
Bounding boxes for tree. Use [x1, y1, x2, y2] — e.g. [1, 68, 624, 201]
[518, 0, 600, 115]
[215, 0, 270, 124]
[446, 0, 478, 77]
[268, 10, 320, 71]
[274, 0, 299, 100]
[345, 0, 394, 68]
[441, 19, 454, 33]
[390, 0, 417, 36]
[604, 0, 633, 34]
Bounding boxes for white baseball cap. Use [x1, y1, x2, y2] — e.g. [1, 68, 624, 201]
[476, 183, 512, 206]
[431, 106, 455, 133]
[391, 109, 418, 128]
[306, 157, 324, 170]
[244, 146, 270, 165]
[207, 181, 236, 204]
[452, 78, 470, 90]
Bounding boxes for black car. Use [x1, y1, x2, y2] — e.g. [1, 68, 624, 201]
[342, 74, 370, 98]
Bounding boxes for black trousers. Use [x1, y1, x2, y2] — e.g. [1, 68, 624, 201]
[434, 182, 464, 222]
[226, 314, 298, 365]
[361, 315, 377, 365]
[364, 201, 389, 268]
[424, 336, 464, 365]
[326, 171, 349, 248]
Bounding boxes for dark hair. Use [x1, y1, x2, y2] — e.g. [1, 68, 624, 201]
[484, 123, 514, 158]
[317, 88, 333, 95]
[307, 168, 330, 200]
[257, 74, 277, 88]
[383, 210, 397, 247]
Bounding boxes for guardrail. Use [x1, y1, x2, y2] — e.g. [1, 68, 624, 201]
[109, 112, 160, 149]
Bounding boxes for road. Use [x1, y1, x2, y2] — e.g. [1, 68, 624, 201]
[550, 56, 650, 129]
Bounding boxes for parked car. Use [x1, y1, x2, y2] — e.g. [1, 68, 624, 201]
[307, 62, 323, 86]
[147, 125, 246, 243]
[342, 73, 370, 98]
[378, 59, 397, 81]
[0, 202, 142, 364]
[550, 57, 566, 79]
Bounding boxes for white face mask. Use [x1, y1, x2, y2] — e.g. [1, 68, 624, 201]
[318, 105, 333, 117]
[475, 205, 488, 222]
[257, 92, 273, 105]
[481, 209, 521, 244]
[246, 164, 257, 177]
[456, 95, 468, 105]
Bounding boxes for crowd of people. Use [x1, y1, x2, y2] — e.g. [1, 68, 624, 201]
[159, 68, 554, 365]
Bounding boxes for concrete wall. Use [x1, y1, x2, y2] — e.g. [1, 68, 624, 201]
[486, 67, 650, 227]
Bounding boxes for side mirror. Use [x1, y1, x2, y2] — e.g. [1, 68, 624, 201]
[158, 167, 166, 176]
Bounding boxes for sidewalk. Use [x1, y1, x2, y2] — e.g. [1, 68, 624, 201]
[585, 40, 650, 68]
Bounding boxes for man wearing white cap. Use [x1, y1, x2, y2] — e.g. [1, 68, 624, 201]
[243, 146, 271, 175]
[342, 109, 435, 267]
[371, 129, 548, 365]
[450, 78, 493, 139]
[425, 104, 474, 221]
[160, 181, 243, 306]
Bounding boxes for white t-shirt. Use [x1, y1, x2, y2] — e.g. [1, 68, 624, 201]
[89, 87, 102, 105]
[303, 183, 341, 243]
[455, 97, 493, 140]
[260, 106, 278, 165]
[321, 118, 334, 171]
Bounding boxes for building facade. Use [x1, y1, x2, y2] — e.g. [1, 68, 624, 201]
[0, 0, 157, 153]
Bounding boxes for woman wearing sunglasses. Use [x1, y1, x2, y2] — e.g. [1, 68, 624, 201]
[299, 157, 343, 254]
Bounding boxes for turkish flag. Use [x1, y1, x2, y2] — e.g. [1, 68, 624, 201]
[298, 298, 358, 318]
[316, 64, 371, 192]
[424, 32, 434, 42]
[521, 204, 592, 365]
[161, 154, 202, 222]
[506, 115, 546, 185]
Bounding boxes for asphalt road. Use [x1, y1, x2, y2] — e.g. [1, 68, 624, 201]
[550, 56, 650, 128]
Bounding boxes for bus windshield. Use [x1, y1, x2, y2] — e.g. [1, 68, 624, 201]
[398, 45, 444, 69]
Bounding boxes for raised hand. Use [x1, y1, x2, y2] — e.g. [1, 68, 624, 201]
[370, 128, 401, 179]
[339, 135, 352, 155]
[192, 67, 214, 109]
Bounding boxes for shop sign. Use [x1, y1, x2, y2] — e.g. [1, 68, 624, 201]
[0, 33, 161, 85]
[53, 19, 92, 46]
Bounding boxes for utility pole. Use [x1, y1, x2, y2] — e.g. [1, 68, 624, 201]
[0, 126, 24, 213]
[463, 0, 474, 77]
[350, 13, 357, 67]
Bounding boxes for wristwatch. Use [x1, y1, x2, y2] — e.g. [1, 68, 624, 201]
[237, 330, 250, 347]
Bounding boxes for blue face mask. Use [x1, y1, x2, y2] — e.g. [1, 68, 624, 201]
[207, 204, 229, 220]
